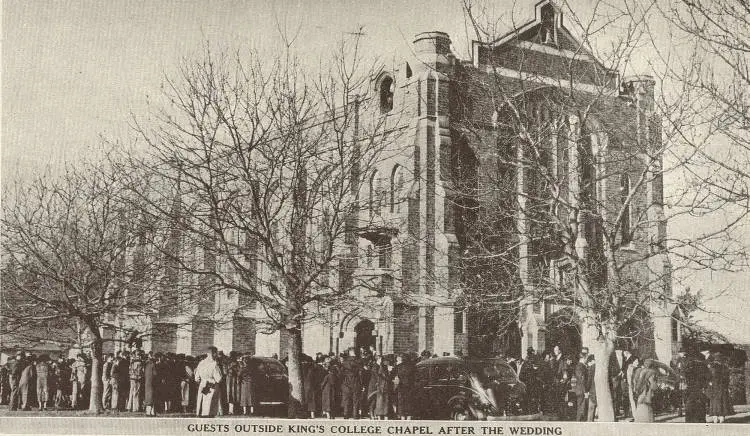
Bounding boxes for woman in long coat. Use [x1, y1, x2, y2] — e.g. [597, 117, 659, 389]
[707, 354, 732, 423]
[626, 356, 641, 419]
[374, 359, 394, 419]
[161, 354, 178, 413]
[238, 356, 255, 415]
[18, 357, 35, 410]
[143, 355, 158, 416]
[632, 359, 658, 423]
[126, 353, 144, 412]
[320, 361, 338, 419]
[180, 356, 194, 414]
[366, 357, 381, 418]
[303, 360, 322, 417]
[195, 348, 224, 417]
[70, 355, 87, 410]
[225, 353, 241, 415]
[394, 354, 415, 419]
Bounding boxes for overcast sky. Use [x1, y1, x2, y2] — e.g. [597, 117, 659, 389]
[3, 0, 748, 343]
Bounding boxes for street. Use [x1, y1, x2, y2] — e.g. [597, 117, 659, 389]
[2, 404, 749, 423]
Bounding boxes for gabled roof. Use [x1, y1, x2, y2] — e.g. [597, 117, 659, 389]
[470, 0, 615, 83]
[486, 1, 564, 47]
[486, 1, 584, 52]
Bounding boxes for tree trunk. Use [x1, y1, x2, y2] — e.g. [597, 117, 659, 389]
[588, 328, 616, 422]
[88, 333, 104, 414]
[285, 325, 304, 418]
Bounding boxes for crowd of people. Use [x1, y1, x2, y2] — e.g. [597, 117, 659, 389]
[0, 349, 203, 414]
[504, 345, 597, 421]
[0, 343, 735, 423]
[295, 346, 424, 420]
[472, 343, 734, 424]
[669, 345, 733, 424]
[0, 345, 429, 419]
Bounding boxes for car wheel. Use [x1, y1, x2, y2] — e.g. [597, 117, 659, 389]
[451, 406, 473, 421]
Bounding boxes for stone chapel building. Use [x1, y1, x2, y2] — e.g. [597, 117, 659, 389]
[110, 0, 674, 363]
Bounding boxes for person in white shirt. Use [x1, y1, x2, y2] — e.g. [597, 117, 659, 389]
[195, 346, 224, 417]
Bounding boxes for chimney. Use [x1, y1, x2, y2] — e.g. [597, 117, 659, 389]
[413, 31, 453, 70]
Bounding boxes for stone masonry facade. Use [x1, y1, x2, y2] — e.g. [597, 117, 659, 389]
[110, 1, 672, 362]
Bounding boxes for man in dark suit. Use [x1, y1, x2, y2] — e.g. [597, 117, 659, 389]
[112, 351, 130, 411]
[518, 354, 538, 413]
[684, 346, 709, 422]
[340, 348, 363, 419]
[551, 345, 568, 418]
[523, 348, 542, 413]
[574, 352, 589, 421]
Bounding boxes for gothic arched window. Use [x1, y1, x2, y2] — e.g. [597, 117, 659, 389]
[379, 75, 394, 114]
[390, 164, 404, 213]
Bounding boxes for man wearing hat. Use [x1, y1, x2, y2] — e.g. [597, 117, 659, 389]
[71, 353, 89, 410]
[684, 345, 710, 422]
[524, 347, 541, 413]
[574, 351, 589, 421]
[514, 352, 537, 414]
[340, 347, 363, 419]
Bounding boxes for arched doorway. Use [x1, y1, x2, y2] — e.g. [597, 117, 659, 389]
[545, 308, 582, 358]
[354, 319, 376, 352]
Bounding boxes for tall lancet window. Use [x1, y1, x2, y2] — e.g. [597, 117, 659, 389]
[620, 173, 632, 244]
[379, 76, 394, 113]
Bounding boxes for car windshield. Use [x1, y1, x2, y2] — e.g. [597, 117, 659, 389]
[468, 361, 518, 387]
[252, 360, 286, 375]
[264, 361, 286, 375]
[431, 364, 463, 383]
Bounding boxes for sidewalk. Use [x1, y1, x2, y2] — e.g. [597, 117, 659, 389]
[656, 405, 750, 423]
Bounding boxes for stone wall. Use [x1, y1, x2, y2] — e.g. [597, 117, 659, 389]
[190, 320, 214, 355]
[232, 317, 256, 355]
[152, 323, 178, 354]
[393, 304, 420, 354]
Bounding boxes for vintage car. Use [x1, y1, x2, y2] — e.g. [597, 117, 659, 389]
[244, 356, 289, 412]
[401, 357, 534, 420]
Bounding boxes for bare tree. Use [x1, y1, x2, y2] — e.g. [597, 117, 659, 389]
[652, 0, 750, 262]
[452, 0, 682, 421]
[120, 36, 405, 416]
[1, 158, 166, 413]
[659, 0, 749, 201]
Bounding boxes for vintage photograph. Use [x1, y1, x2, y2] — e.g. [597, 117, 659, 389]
[1, 0, 749, 431]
